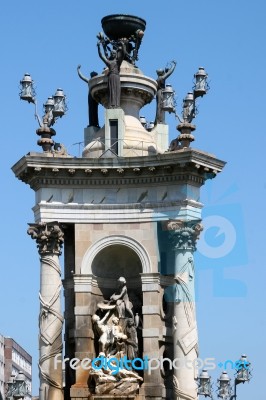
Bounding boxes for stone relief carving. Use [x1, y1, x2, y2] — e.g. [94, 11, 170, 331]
[90, 277, 142, 395]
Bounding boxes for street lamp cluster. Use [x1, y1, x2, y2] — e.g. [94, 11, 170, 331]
[197, 355, 252, 400]
[20, 73, 67, 127]
[19, 73, 67, 151]
[6, 371, 29, 400]
[139, 66, 209, 149]
[160, 66, 209, 124]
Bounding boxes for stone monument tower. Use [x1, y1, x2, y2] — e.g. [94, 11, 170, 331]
[13, 14, 225, 400]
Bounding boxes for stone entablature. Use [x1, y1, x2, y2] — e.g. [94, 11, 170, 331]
[12, 149, 224, 224]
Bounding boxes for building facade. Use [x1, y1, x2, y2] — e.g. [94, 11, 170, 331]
[3, 337, 32, 400]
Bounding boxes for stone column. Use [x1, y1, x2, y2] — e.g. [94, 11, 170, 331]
[28, 222, 64, 400]
[166, 220, 203, 400]
[140, 273, 165, 400]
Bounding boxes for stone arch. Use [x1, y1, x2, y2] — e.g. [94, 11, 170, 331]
[80, 235, 151, 275]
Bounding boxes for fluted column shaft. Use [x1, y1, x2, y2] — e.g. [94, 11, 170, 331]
[28, 222, 64, 400]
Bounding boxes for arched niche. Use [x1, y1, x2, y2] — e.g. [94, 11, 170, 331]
[92, 244, 142, 278]
[80, 235, 150, 333]
[91, 243, 143, 317]
[80, 235, 151, 276]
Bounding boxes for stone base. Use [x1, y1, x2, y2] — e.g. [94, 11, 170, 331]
[139, 383, 165, 398]
[95, 381, 139, 396]
[153, 123, 169, 153]
[70, 385, 90, 399]
[89, 396, 137, 400]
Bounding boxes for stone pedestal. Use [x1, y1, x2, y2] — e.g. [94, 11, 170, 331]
[85, 61, 159, 157]
[89, 396, 138, 400]
[70, 385, 90, 400]
[153, 124, 169, 153]
[84, 126, 101, 147]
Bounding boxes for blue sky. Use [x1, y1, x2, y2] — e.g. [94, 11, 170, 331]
[1, 0, 265, 397]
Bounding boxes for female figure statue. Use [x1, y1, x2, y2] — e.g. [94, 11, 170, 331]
[77, 66, 99, 127]
[125, 318, 138, 360]
[97, 42, 126, 108]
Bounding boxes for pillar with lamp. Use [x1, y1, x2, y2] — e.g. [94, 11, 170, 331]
[19, 73, 67, 152]
[167, 66, 209, 150]
[197, 355, 252, 400]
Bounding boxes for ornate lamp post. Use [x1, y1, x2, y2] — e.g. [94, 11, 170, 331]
[172, 66, 209, 148]
[6, 371, 29, 400]
[161, 83, 176, 114]
[19, 73, 67, 152]
[19, 73, 35, 103]
[197, 355, 252, 400]
[193, 67, 208, 98]
[6, 376, 16, 400]
[235, 354, 251, 384]
[197, 369, 212, 398]
[217, 371, 232, 399]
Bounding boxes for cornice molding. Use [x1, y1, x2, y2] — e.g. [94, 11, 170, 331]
[12, 149, 225, 190]
[34, 199, 203, 211]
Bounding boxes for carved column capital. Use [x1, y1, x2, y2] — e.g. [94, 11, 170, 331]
[165, 220, 203, 251]
[27, 222, 64, 255]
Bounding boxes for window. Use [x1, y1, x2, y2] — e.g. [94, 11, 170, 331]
[110, 120, 118, 155]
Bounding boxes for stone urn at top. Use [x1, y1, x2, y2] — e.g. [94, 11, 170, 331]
[84, 14, 158, 158]
[101, 14, 146, 40]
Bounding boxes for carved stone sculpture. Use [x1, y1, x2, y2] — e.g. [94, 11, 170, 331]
[97, 41, 126, 108]
[109, 277, 134, 319]
[90, 277, 141, 395]
[100, 14, 146, 65]
[155, 61, 176, 124]
[125, 318, 138, 360]
[77, 66, 99, 127]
